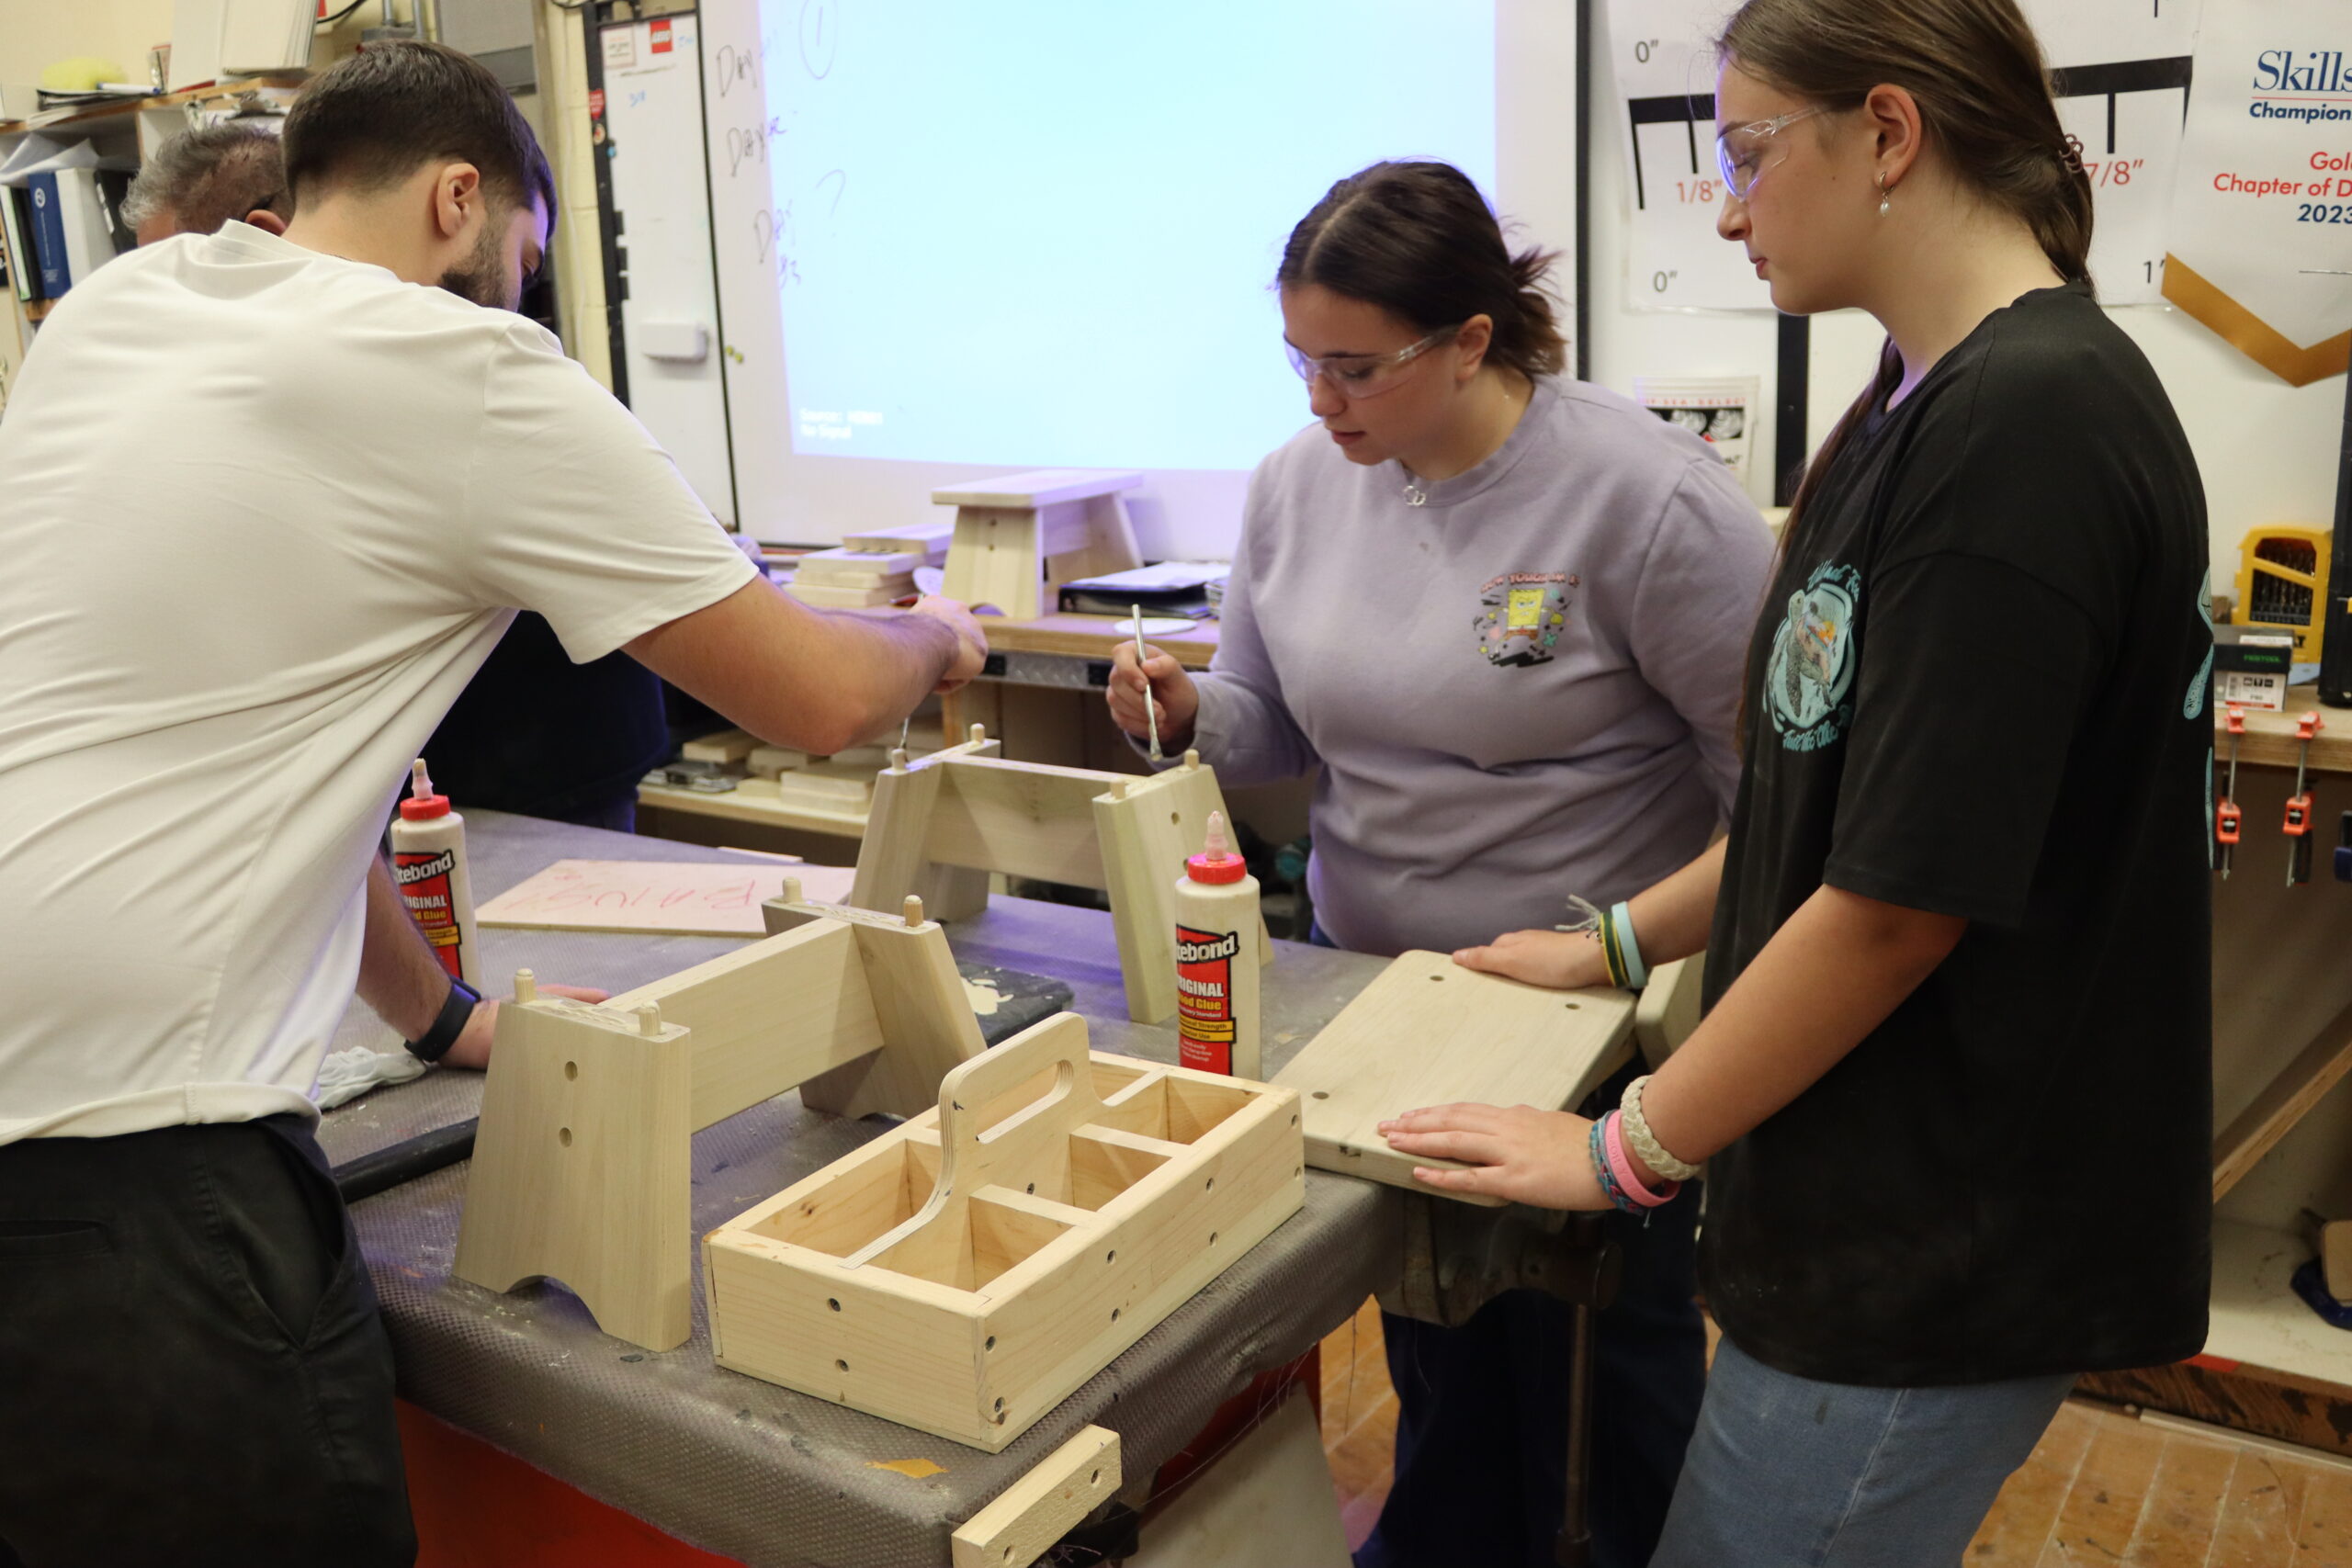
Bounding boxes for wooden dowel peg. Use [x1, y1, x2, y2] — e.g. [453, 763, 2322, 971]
[1109, 778, 1128, 800]
[968, 723, 988, 745]
[514, 968, 537, 1004]
[1183, 749, 1200, 771]
[888, 747, 910, 772]
[903, 895, 926, 928]
[783, 875, 803, 907]
[636, 1003, 663, 1038]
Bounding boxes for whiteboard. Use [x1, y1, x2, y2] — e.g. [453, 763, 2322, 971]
[601, 12, 737, 525]
[695, 0, 1579, 558]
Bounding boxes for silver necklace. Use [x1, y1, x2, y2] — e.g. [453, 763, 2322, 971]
[1402, 473, 1427, 506]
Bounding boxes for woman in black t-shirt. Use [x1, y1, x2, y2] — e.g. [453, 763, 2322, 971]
[1382, 0, 2211, 1561]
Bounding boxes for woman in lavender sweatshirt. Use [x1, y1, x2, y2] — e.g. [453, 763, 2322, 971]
[1105, 162, 1775, 1568]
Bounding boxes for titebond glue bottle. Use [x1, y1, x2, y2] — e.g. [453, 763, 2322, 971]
[389, 759, 481, 987]
[1173, 810, 1261, 1079]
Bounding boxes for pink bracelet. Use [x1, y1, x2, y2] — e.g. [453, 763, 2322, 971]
[1603, 1111, 1680, 1209]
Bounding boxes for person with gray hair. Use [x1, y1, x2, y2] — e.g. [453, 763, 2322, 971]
[122, 119, 288, 243]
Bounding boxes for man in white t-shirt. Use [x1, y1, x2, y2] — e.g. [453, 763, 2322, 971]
[0, 42, 982, 1564]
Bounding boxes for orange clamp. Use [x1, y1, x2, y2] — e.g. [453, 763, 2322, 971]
[2224, 705, 2245, 737]
[2297, 711, 2324, 742]
[2286, 795, 2314, 837]
[2217, 801, 2243, 845]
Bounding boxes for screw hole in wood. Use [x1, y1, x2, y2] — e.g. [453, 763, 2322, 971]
[558, 1127, 571, 1147]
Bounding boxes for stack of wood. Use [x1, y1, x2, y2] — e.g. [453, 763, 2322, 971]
[839, 518, 954, 562]
[672, 726, 943, 816]
[784, 547, 924, 608]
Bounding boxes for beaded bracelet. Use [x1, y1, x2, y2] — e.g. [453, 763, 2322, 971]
[1589, 1114, 1642, 1216]
[1620, 1075, 1702, 1182]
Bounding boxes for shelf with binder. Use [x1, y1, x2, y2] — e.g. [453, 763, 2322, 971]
[0, 77, 300, 384]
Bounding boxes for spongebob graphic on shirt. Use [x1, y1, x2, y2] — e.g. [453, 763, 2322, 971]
[1475, 571, 1574, 667]
[1767, 562, 1860, 750]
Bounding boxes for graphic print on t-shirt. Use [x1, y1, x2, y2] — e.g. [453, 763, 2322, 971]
[1766, 561, 1860, 750]
[1475, 571, 1575, 667]
[2185, 570, 2212, 721]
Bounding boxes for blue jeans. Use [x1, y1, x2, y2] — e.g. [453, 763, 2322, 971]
[1652, 1337, 2073, 1567]
[1310, 925, 1705, 1568]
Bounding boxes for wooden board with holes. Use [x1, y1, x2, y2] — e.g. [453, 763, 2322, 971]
[477, 859, 858, 938]
[1270, 951, 1636, 1207]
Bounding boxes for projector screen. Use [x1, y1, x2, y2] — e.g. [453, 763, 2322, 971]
[699, 0, 1577, 556]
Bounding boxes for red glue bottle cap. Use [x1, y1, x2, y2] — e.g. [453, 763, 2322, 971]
[1185, 810, 1248, 885]
[399, 758, 450, 821]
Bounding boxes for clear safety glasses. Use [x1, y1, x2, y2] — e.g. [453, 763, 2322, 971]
[1714, 105, 1835, 200]
[1283, 325, 1460, 400]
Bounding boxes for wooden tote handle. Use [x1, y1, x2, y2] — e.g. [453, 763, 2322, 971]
[932, 1012, 1103, 1201]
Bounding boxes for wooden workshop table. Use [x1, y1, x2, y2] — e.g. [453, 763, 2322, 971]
[940, 614, 1222, 771]
[2084, 696, 2352, 1454]
[941, 612, 1219, 780]
[636, 613, 1318, 855]
[313, 811, 1405, 1568]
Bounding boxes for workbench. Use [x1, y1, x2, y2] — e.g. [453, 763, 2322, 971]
[316, 811, 1401, 1568]
[636, 612, 1312, 861]
[2086, 696, 2352, 1455]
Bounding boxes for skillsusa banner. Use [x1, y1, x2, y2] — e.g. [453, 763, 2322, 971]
[2164, 2, 2352, 385]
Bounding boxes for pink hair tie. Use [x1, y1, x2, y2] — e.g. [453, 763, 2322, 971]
[1603, 1111, 1680, 1210]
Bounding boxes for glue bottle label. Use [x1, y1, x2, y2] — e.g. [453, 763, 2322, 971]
[1176, 924, 1241, 1074]
[394, 848, 466, 979]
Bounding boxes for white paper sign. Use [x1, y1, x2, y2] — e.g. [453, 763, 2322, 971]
[1634, 375, 1758, 493]
[1605, 0, 2204, 310]
[1603, 0, 1761, 312]
[2160, 0, 2352, 384]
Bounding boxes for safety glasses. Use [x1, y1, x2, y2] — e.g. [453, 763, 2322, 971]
[1714, 105, 1835, 200]
[1283, 325, 1460, 400]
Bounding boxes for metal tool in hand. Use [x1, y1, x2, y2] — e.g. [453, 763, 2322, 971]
[1133, 604, 1163, 761]
[2217, 705, 2245, 879]
[2287, 710, 2324, 886]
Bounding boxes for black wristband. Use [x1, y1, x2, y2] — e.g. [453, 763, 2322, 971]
[405, 977, 481, 1064]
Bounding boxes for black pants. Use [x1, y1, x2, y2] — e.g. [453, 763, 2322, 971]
[0, 1116, 415, 1567]
[1354, 1195, 1706, 1568]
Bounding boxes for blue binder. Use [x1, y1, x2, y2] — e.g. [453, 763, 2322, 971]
[25, 171, 71, 298]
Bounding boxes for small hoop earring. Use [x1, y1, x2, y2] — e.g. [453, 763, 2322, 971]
[1877, 173, 1891, 218]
